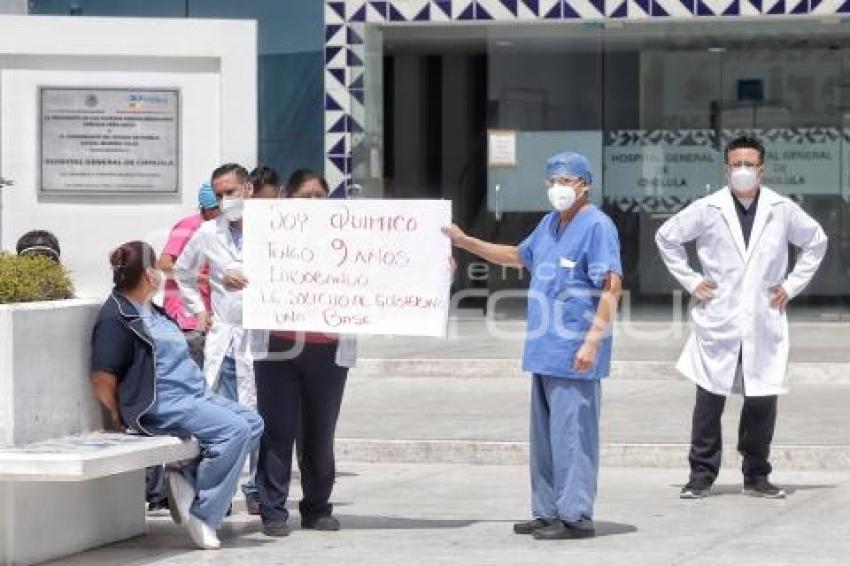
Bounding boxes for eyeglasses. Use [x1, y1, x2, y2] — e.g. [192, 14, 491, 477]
[546, 176, 583, 188]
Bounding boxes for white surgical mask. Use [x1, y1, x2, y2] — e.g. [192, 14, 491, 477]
[220, 197, 244, 221]
[547, 183, 577, 212]
[730, 166, 759, 194]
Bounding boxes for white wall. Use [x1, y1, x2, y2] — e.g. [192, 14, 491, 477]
[0, 15, 257, 298]
[0, 0, 25, 14]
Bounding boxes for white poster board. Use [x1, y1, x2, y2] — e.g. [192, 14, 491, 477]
[243, 199, 452, 337]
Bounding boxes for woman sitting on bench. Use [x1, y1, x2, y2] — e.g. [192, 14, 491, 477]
[90, 240, 264, 550]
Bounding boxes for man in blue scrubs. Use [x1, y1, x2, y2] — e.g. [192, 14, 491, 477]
[443, 152, 622, 540]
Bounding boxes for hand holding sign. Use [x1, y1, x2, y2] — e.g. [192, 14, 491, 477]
[243, 199, 452, 337]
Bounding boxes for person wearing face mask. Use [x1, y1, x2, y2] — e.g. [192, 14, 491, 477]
[90, 241, 264, 549]
[174, 163, 262, 510]
[252, 169, 357, 538]
[443, 152, 623, 541]
[656, 136, 828, 500]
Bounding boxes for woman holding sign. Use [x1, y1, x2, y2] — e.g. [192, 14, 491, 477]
[254, 169, 356, 538]
[443, 152, 623, 541]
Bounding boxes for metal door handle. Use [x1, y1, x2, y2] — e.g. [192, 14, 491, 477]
[0, 177, 14, 188]
[494, 184, 503, 221]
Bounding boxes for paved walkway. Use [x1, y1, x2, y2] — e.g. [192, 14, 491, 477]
[331, 376, 850, 468]
[338, 377, 850, 446]
[357, 319, 850, 362]
[51, 464, 850, 566]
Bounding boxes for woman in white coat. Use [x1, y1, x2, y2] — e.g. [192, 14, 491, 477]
[656, 136, 827, 500]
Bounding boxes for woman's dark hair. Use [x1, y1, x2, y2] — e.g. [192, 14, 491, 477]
[16, 230, 61, 262]
[109, 241, 157, 292]
[249, 165, 281, 191]
[725, 135, 765, 165]
[284, 169, 329, 198]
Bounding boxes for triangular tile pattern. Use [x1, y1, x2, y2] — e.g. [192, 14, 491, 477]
[651, 0, 695, 15]
[326, 134, 348, 157]
[564, 0, 606, 17]
[387, 0, 429, 20]
[628, 0, 652, 15]
[762, 0, 808, 10]
[326, 24, 346, 46]
[323, 0, 850, 187]
[739, 0, 760, 14]
[695, 0, 736, 13]
[477, 0, 522, 19]
[326, 1, 346, 24]
[539, 0, 562, 16]
[811, 0, 848, 11]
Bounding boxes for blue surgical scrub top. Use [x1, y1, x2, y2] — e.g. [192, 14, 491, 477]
[137, 304, 207, 414]
[518, 206, 623, 380]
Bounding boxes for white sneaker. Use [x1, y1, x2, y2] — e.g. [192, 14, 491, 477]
[186, 513, 221, 550]
[165, 470, 195, 526]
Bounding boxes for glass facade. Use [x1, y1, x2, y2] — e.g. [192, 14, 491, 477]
[359, 19, 850, 320]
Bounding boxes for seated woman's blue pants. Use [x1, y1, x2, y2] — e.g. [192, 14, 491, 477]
[530, 374, 601, 528]
[143, 392, 264, 528]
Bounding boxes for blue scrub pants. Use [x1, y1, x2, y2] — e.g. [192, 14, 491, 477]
[216, 355, 259, 498]
[530, 374, 601, 528]
[143, 393, 264, 528]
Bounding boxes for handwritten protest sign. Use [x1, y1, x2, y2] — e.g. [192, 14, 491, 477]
[243, 199, 452, 337]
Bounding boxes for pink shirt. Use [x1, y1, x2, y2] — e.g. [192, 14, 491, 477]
[162, 213, 211, 331]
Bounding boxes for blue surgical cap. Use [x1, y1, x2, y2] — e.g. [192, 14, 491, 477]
[198, 182, 218, 210]
[545, 152, 592, 187]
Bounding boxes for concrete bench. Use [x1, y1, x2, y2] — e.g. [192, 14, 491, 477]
[0, 300, 199, 564]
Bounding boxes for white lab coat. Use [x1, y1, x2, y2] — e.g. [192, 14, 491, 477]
[175, 217, 358, 392]
[655, 187, 827, 397]
[175, 216, 254, 390]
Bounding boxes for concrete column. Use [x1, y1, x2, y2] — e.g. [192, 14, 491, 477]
[0, 1, 26, 14]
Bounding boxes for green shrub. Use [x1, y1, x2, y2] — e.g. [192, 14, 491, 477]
[0, 253, 74, 304]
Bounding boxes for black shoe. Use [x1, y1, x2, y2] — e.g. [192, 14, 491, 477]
[513, 518, 554, 535]
[262, 520, 291, 537]
[532, 520, 596, 540]
[302, 515, 341, 531]
[146, 498, 170, 513]
[680, 479, 711, 499]
[245, 492, 261, 516]
[743, 477, 786, 499]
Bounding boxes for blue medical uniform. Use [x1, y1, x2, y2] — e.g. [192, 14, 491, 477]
[517, 205, 622, 526]
[138, 304, 264, 529]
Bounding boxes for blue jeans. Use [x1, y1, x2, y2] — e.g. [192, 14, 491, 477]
[530, 374, 600, 527]
[143, 393, 263, 528]
[216, 355, 259, 497]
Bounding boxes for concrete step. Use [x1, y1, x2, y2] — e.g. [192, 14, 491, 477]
[356, 320, 850, 363]
[352, 359, 850, 382]
[336, 377, 850, 469]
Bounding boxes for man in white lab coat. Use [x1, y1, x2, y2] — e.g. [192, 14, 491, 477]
[175, 162, 260, 507]
[656, 136, 827, 499]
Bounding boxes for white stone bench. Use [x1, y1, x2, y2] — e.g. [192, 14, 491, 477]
[0, 300, 199, 564]
[0, 432, 198, 481]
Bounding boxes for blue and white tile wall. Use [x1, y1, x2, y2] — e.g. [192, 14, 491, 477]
[324, 0, 849, 193]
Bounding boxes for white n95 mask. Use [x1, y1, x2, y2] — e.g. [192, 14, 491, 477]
[221, 197, 245, 221]
[547, 184, 577, 212]
[730, 166, 759, 193]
